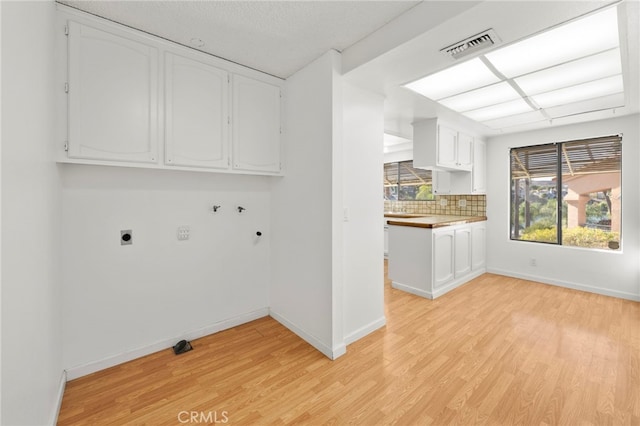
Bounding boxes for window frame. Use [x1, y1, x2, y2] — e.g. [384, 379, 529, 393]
[509, 135, 622, 251]
[384, 160, 434, 201]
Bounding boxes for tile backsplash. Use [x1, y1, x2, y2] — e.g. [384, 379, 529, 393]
[385, 195, 486, 217]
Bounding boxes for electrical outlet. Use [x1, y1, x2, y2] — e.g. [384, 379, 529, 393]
[440, 199, 448, 207]
[458, 199, 467, 207]
[529, 258, 537, 267]
[177, 226, 190, 241]
[120, 230, 132, 245]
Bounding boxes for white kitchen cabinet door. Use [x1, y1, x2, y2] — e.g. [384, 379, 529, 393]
[457, 132, 474, 169]
[433, 230, 455, 289]
[67, 21, 159, 163]
[165, 52, 229, 169]
[472, 139, 487, 194]
[433, 170, 451, 195]
[454, 227, 472, 277]
[436, 124, 458, 168]
[471, 222, 486, 270]
[232, 74, 281, 173]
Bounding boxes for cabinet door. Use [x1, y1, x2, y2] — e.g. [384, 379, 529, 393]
[454, 227, 472, 277]
[232, 75, 281, 173]
[165, 52, 229, 169]
[472, 139, 486, 194]
[457, 132, 473, 169]
[436, 125, 458, 168]
[68, 21, 158, 163]
[433, 170, 451, 195]
[471, 222, 486, 270]
[433, 230, 455, 289]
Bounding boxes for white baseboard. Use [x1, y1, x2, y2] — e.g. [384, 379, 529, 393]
[487, 268, 640, 302]
[391, 281, 431, 298]
[344, 316, 386, 346]
[65, 308, 269, 380]
[51, 369, 67, 425]
[269, 309, 345, 360]
[392, 269, 485, 300]
[431, 269, 485, 299]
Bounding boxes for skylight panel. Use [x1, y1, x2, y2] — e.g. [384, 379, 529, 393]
[439, 82, 521, 112]
[404, 58, 500, 100]
[544, 92, 625, 118]
[514, 48, 622, 95]
[482, 110, 547, 129]
[531, 75, 623, 108]
[463, 98, 534, 122]
[485, 7, 619, 78]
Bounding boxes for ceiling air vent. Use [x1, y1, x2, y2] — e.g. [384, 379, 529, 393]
[441, 29, 501, 60]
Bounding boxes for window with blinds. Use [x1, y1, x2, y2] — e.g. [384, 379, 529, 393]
[384, 160, 434, 201]
[510, 135, 622, 250]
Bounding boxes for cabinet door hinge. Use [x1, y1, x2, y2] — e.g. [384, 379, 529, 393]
[64, 25, 69, 36]
[64, 83, 69, 93]
[280, 126, 282, 134]
[64, 142, 69, 152]
[227, 116, 230, 125]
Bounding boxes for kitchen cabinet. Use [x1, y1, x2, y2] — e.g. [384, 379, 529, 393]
[59, 7, 284, 176]
[471, 221, 486, 271]
[232, 75, 282, 173]
[471, 139, 486, 194]
[433, 170, 451, 195]
[165, 52, 229, 169]
[388, 220, 486, 299]
[413, 119, 473, 172]
[454, 227, 472, 277]
[448, 138, 487, 195]
[67, 21, 159, 164]
[433, 229, 455, 288]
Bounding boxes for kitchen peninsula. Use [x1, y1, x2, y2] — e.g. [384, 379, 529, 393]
[387, 215, 487, 299]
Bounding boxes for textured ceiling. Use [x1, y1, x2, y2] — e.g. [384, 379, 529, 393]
[57, 0, 421, 78]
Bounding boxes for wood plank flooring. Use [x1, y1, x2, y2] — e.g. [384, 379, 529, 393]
[58, 265, 640, 425]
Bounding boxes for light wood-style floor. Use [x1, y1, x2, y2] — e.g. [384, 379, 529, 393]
[59, 265, 640, 425]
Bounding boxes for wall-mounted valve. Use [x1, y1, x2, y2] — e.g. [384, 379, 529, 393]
[237, 206, 246, 214]
[212, 205, 221, 213]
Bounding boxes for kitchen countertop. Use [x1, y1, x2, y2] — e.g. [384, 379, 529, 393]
[385, 215, 487, 229]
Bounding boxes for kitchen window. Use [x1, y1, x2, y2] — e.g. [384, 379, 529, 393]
[384, 160, 434, 201]
[510, 135, 622, 250]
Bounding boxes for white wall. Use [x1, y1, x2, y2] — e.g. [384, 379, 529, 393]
[342, 82, 386, 343]
[486, 114, 640, 300]
[1, 1, 65, 424]
[270, 50, 345, 358]
[61, 166, 271, 378]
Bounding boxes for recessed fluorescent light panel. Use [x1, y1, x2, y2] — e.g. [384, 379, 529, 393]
[404, 58, 500, 100]
[403, 6, 623, 130]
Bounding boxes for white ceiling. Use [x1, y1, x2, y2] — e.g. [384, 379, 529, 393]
[343, 0, 639, 137]
[57, 0, 421, 78]
[58, 0, 639, 137]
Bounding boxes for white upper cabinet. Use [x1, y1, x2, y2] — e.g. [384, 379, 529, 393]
[436, 125, 458, 168]
[456, 132, 473, 169]
[60, 6, 284, 176]
[413, 118, 473, 171]
[67, 21, 159, 163]
[165, 52, 229, 169]
[232, 75, 282, 173]
[472, 139, 487, 193]
[450, 138, 487, 195]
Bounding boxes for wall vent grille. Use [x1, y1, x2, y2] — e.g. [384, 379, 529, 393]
[441, 29, 501, 60]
